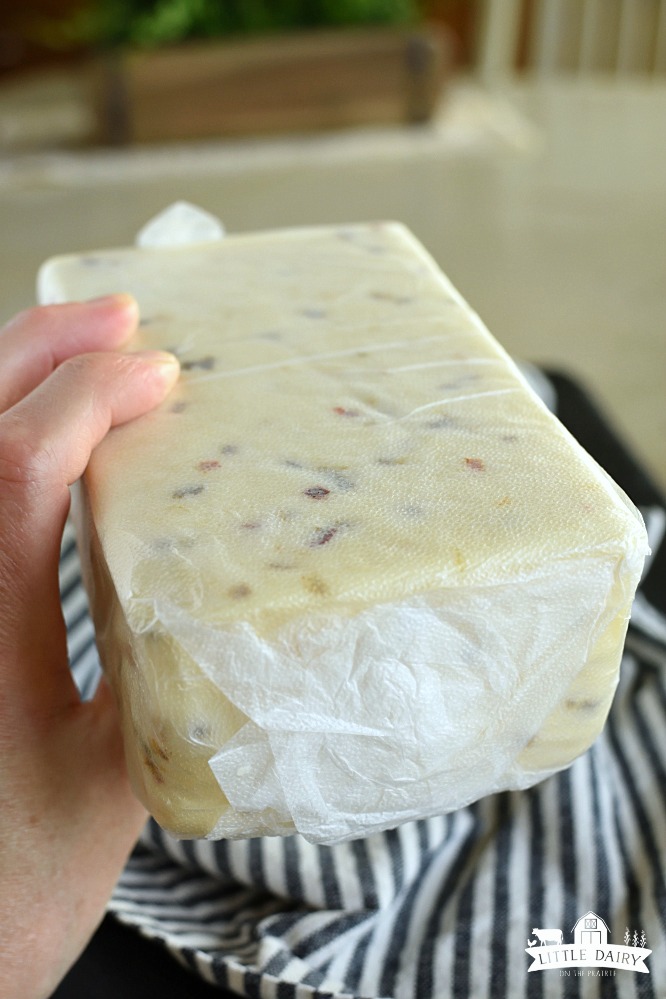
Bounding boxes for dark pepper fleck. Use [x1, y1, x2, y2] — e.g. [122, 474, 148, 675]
[318, 467, 355, 491]
[426, 417, 456, 430]
[141, 742, 166, 783]
[197, 459, 221, 472]
[181, 356, 216, 371]
[304, 486, 330, 499]
[172, 485, 205, 499]
[228, 583, 251, 599]
[565, 697, 601, 712]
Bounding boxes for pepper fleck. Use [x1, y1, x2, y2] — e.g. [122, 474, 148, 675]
[181, 356, 216, 371]
[149, 737, 170, 762]
[565, 697, 601, 711]
[144, 757, 165, 784]
[427, 417, 456, 430]
[318, 467, 354, 491]
[464, 457, 485, 472]
[308, 525, 338, 547]
[332, 406, 360, 418]
[172, 485, 205, 499]
[304, 486, 330, 499]
[197, 459, 221, 472]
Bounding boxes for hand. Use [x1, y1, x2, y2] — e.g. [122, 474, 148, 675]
[0, 296, 180, 999]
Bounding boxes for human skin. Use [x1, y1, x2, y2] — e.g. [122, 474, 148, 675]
[0, 296, 180, 999]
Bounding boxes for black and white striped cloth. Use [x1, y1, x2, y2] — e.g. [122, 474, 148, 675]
[59, 371, 666, 999]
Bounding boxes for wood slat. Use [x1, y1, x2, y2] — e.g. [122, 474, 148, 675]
[91, 27, 452, 145]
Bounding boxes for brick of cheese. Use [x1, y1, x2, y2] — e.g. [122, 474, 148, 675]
[38, 218, 648, 844]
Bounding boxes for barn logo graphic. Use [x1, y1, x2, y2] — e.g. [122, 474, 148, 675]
[525, 912, 651, 974]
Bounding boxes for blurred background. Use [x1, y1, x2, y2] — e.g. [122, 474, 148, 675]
[1, 0, 664, 491]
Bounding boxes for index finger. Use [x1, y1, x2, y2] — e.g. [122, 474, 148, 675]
[0, 295, 139, 413]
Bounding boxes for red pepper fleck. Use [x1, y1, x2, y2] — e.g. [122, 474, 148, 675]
[464, 457, 485, 472]
[309, 525, 338, 547]
[304, 486, 330, 499]
[197, 459, 221, 472]
[332, 406, 360, 417]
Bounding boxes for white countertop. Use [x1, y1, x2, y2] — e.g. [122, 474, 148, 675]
[1, 75, 664, 489]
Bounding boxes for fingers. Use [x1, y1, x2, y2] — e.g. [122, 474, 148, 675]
[0, 346, 179, 513]
[0, 295, 139, 413]
[0, 347, 179, 709]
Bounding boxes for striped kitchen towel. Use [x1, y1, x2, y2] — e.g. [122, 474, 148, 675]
[60, 371, 666, 999]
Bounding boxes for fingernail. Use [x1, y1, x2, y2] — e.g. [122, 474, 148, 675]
[86, 293, 138, 311]
[133, 349, 181, 376]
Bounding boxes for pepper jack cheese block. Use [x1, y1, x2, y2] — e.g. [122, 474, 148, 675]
[39, 214, 648, 844]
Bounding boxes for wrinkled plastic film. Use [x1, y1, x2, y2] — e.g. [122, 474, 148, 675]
[40, 207, 648, 843]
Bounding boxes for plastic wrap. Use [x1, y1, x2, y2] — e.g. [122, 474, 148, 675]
[38, 205, 649, 843]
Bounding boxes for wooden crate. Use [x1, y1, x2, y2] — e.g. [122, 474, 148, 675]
[91, 25, 452, 144]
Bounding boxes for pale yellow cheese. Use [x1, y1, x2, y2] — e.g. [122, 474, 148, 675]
[39, 221, 648, 843]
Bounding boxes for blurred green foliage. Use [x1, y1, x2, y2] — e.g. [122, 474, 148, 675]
[48, 0, 422, 50]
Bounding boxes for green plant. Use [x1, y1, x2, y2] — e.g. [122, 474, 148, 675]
[46, 0, 422, 50]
